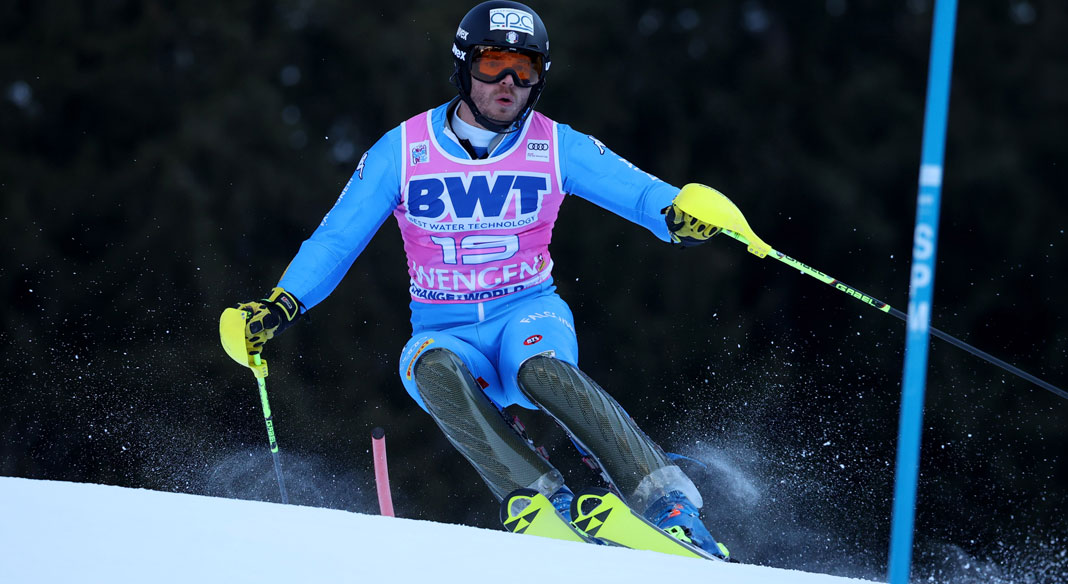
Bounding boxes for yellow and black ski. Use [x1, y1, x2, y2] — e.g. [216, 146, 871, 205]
[570, 488, 728, 561]
[500, 488, 595, 544]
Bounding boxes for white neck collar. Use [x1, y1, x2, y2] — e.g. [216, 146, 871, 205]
[450, 107, 498, 148]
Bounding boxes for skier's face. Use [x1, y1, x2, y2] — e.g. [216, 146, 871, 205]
[468, 74, 531, 128]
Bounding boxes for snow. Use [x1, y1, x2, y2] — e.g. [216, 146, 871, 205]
[0, 476, 878, 584]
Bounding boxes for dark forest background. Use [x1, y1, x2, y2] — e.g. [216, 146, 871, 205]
[2, 1, 1065, 581]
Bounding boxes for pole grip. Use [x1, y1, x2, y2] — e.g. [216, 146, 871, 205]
[371, 427, 395, 517]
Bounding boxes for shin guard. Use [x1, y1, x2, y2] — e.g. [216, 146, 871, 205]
[414, 348, 564, 501]
[517, 356, 702, 514]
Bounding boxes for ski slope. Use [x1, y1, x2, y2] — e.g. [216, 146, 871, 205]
[0, 476, 879, 584]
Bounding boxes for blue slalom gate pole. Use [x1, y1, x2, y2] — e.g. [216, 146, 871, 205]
[888, 1, 958, 583]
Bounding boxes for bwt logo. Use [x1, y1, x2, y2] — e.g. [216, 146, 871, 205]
[489, 8, 534, 35]
[407, 172, 549, 222]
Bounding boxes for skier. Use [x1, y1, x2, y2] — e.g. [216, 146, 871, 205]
[230, 0, 729, 559]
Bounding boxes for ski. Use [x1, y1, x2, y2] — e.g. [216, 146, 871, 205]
[570, 488, 728, 562]
[500, 488, 596, 544]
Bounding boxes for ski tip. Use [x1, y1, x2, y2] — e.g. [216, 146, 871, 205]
[371, 427, 385, 440]
[500, 488, 542, 527]
[570, 487, 613, 520]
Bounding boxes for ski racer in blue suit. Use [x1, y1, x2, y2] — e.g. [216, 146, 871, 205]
[230, 0, 730, 559]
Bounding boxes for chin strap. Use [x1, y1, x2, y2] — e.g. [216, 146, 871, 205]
[450, 69, 543, 134]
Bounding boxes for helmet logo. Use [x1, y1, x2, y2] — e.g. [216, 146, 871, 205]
[456, 27, 469, 40]
[506, 31, 519, 44]
[451, 44, 467, 60]
[489, 8, 534, 35]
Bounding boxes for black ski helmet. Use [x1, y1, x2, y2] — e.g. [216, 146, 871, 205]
[451, 1, 551, 133]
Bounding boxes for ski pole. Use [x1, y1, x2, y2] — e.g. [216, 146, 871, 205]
[673, 184, 1067, 401]
[253, 353, 289, 504]
[371, 427, 395, 517]
[220, 307, 291, 503]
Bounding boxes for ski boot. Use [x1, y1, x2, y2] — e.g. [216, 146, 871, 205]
[549, 485, 574, 517]
[644, 491, 731, 561]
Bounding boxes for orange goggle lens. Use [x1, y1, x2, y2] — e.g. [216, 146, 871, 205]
[470, 48, 543, 87]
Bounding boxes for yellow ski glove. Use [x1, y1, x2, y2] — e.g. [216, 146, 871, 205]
[232, 286, 302, 356]
[662, 188, 722, 246]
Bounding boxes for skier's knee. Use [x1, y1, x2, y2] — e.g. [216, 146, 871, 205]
[413, 348, 479, 407]
[517, 354, 578, 382]
[516, 355, 593, 410]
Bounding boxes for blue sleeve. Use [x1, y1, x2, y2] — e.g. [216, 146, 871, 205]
[557, 124, 679, 242]
[277, 127, 402, 310]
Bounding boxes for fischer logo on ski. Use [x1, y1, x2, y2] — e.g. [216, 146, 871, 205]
[500, 488, 594, 544]
[570, 488, 727, 562]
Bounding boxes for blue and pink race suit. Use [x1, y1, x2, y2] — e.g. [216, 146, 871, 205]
[279, 99, 680, 410]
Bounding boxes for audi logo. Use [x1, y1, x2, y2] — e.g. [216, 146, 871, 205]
[527, 142, 549, 151]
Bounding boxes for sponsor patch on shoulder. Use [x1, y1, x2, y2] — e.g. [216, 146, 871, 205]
[410, 141, 429, 166]
[525, 139, 550, 162]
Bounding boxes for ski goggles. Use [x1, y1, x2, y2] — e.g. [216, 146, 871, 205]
[469, 46, 544, 87]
